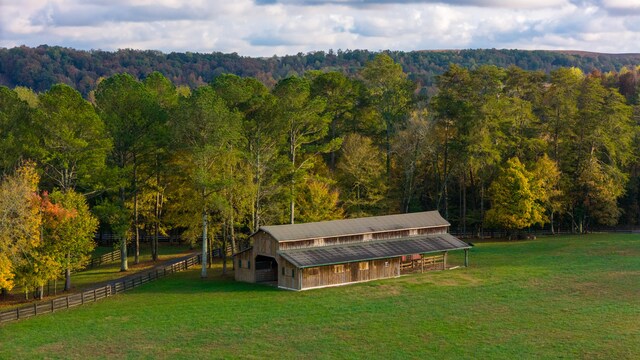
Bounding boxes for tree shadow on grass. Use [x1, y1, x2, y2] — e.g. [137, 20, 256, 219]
[125, 270, 284, 295]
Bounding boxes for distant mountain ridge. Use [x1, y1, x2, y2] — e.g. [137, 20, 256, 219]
[2, 45, 640, 96]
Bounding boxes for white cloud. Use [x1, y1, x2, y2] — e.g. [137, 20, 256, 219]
[0, 0, 638, 56]
[601, 0, 640, 15]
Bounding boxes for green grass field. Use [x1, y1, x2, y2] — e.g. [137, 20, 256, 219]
[1, 244, 192, 309]
[71, 244, 192, 289]
[1, 234, 638, 359]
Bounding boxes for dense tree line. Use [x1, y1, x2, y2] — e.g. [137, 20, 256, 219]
[4, 46, 640, 98]
[1, 54, 639, 286]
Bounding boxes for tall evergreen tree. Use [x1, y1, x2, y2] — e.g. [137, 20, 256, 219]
[272, 76, 334, 224]
[360, 54, 414, 179]
[95, 74, 164, 270]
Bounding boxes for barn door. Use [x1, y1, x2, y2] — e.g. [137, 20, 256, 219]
[350, 262, 359, 282]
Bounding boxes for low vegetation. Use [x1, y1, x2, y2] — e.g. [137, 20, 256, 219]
[1, 234, 638, 359]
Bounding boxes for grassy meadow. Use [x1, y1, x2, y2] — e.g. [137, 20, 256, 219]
[1, 244, 192, 309]
[1, 234, 638, 359]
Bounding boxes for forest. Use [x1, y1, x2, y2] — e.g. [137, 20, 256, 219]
[1, 53, 640, 297]
[3, 45, 640, 97]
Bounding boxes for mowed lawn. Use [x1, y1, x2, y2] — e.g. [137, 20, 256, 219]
[0, 244, 192, 309]
[1, 234, 638, 359]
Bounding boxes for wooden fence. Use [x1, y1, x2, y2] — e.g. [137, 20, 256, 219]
[451, 226, 640, 239]
[86, 249, 121, 269]
[0, 254, 201, 325]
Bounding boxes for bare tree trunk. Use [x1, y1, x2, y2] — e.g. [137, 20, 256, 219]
[120, 235, 128, 272]
[480, 182, 485, 238]
[459, 180, 463, 234]
[254, 151, 261, 232]
[201, 204, 208, 278]
[290, 137, 296, 224]
[462, 171, 467, 237]
[222, 221, 228, 275]
[209, 234, 214, 268]
[153, 218, 159, 262]
[152, 155, 160, 261]
[290, 192, 295, 224]
[443, 137, 449, 220]
[230, 213, 236, 270]
[120, 188, 128, 272]
[230, 206, 236, 256]
[133, 159, 140, 265]
[386, 121, 391, 183]
[64, 252, 71, 291]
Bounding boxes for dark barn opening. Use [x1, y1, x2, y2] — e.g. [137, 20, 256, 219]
[255, 255, 278, 283]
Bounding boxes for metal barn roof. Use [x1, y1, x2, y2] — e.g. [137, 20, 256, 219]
[278, 233, 470, 268]
[259, 211, 450, 242]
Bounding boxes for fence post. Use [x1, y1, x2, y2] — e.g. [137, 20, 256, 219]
[34, 303, 37, 315]
[66, 295, 69, 309]
[51, 299, 54, 312]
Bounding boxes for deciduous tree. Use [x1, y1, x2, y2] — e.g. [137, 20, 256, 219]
[0, 162, 41, 292]
[171, 86, 242, 277]
[37, 83, 111, 193]
[485, 157, 546, 238]
[337, 134, 387, 217]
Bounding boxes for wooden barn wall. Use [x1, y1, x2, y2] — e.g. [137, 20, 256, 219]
[301, 258, 401, 290]
[278, 257, 299, 290]
[253, 232, 278, 257]
[279, 226, 449, 250]
[234, 250, 255, 283]
[416, 227, 447, 235]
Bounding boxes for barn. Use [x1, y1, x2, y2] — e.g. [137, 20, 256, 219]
[234, 211, 471, 291]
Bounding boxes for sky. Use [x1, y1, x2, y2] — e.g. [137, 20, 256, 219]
[1, 0, 640, 57]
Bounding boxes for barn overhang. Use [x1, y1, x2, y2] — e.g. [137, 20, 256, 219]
[278, 233, 470, 269]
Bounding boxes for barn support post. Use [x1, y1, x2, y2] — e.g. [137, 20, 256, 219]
[299, 267, 303, 290]
[443, 251, 448, 270]
[464, 249, 469, 267]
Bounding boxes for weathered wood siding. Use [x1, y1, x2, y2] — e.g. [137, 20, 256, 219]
[279, 226, 449, 250]
[300, 258, 400, 290]
[254, 231, 278, 257]
[234, 249, 255, 283]
[416, 227, 447, 235]
[236, 224, 450, 289]
[278, 257, 299, 290]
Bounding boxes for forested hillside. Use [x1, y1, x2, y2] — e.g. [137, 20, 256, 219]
[2, 52, 640, 295]
[3, 45, 640, 97]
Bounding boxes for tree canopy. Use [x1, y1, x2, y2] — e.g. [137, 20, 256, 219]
[1, 54, 640, 292]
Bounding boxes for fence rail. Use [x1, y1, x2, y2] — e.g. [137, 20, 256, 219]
[450, 226, 640, 239]
[0, 254, 201, 325]
[86, 249, 122, 269]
